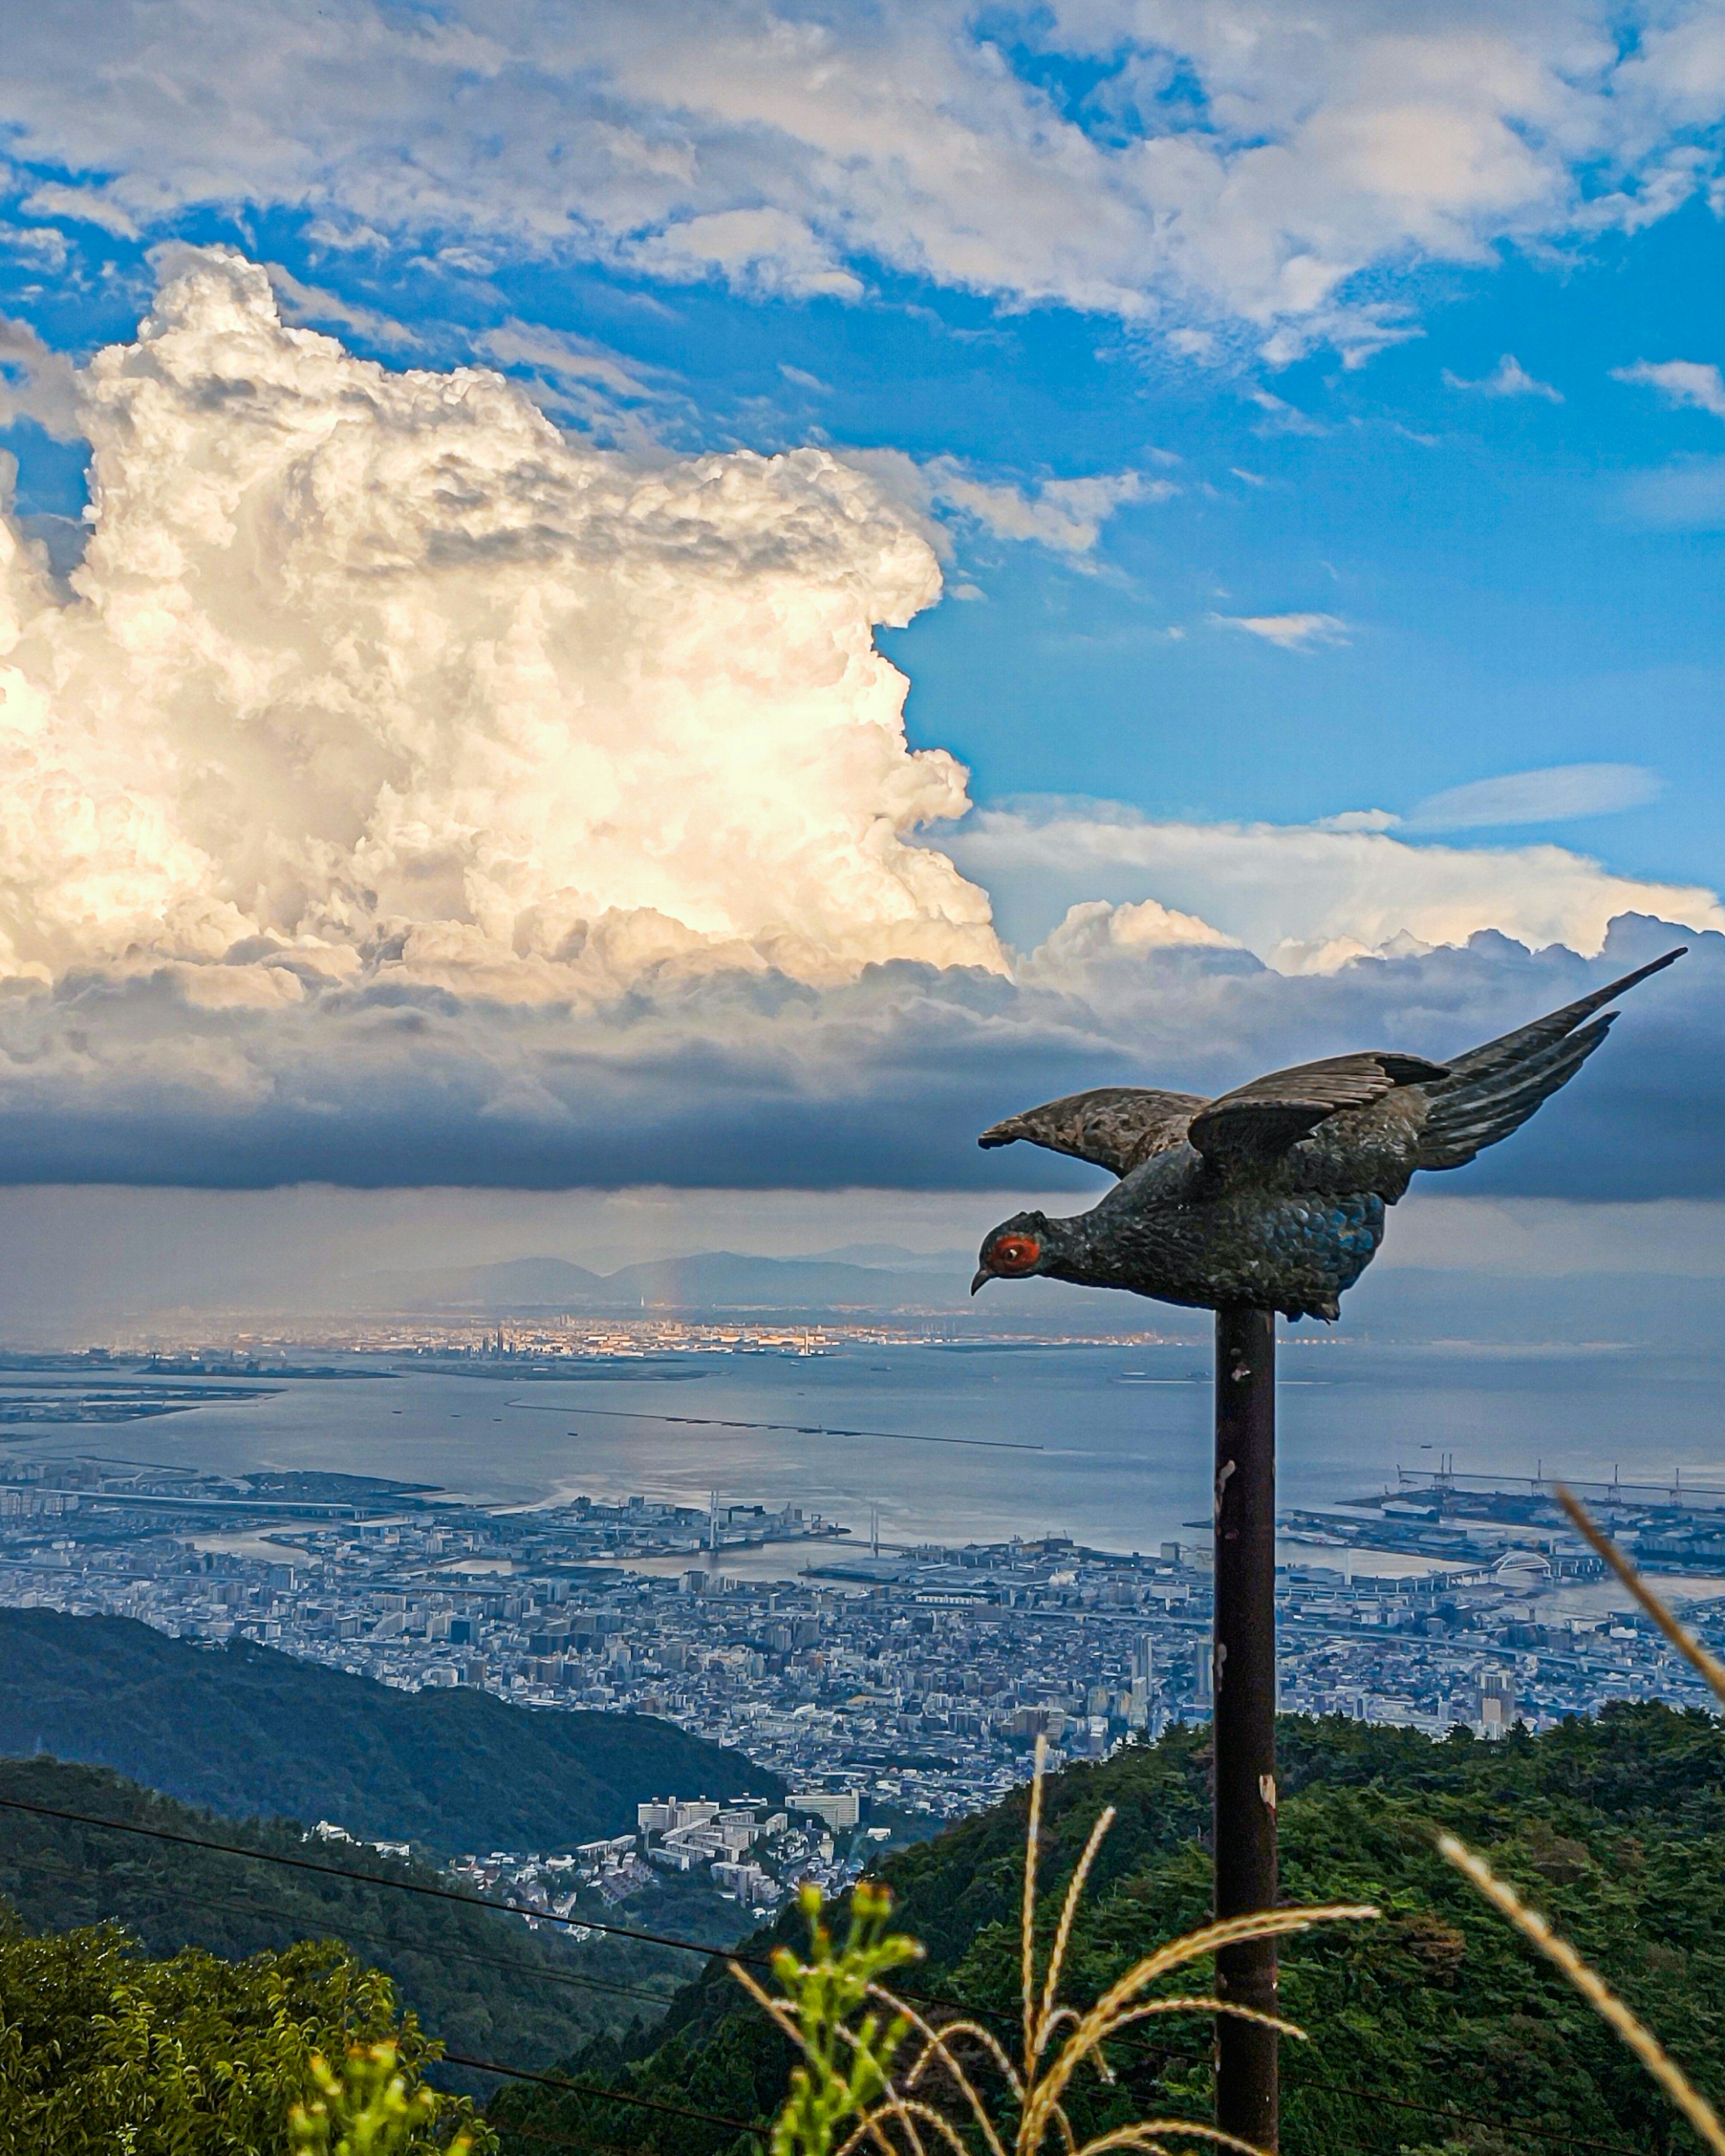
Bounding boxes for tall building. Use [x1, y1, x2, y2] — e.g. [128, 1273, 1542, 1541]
[1132, 1635, 1154, 1687]
[788, 1789, 860, 1831]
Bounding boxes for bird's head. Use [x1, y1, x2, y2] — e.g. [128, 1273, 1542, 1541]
[972, 1211, 1059, 1294]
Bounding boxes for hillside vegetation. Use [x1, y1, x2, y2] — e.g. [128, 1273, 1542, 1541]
[0, 1917, 483, 2154]
[0, 1609, 776, 1855]
[0, 1752, 758, 2078]
[490, 1705, 1725, 2156]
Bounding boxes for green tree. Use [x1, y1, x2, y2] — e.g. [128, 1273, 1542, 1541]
[0, 1914, 491, 2153]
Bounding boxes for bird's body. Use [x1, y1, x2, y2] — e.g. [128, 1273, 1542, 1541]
[972, 948, 1683, 1321]
[1034, 1152, 1389, 1316]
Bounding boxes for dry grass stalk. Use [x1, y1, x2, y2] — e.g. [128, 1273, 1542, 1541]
[1442, 1487, 1725, 2156]
[1439, 1834, 1725, 2156]
[741, 1736, 1376, 2156]
[1555, 1483, 1725, 1705]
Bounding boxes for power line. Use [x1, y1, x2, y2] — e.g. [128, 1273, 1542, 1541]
[0, 1788, 986, 2017]
[0, 1842, 765, 2151]
[0, 1788, 1660, 2156]
[0, 1790, 757, 1966]
[0, 1850, 768, 2144]
[0, 1843, 682, 2018]
[440, 2051, 762, 2136]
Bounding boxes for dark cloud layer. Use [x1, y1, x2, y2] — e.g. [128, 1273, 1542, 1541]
[0, 915, 1711, 1199]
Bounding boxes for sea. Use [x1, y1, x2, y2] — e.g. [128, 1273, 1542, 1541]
[13, 1334, 1725, 1557]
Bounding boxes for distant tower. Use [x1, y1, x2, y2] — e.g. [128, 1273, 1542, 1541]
[1132, 1635, 1154, 1688]
[1194, 1640, 1214, 1710]
[871, 1504, 880, 1558]
[708, 1490, 719, 1554]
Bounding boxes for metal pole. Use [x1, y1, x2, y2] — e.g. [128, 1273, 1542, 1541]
[1213, 1306, 1278, 2151]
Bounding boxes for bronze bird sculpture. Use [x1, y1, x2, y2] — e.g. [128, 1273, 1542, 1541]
[972, 947, 1683, 1321]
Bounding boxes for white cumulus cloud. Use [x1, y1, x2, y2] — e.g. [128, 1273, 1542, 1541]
[1612, 357, 1725, 416]
[942, 803, 1725, 974]
[0, 249, 1003, 995]
[1022, 896, 1242, 976]
[1, 253, 1723, 1196]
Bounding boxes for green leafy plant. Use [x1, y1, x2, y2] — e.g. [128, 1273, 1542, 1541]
[734, 1740, 1375, 2156]
[0, 1922, 489, 2155]
[733, 1882, 920, 2156]
[290, 2040, 486, 2156]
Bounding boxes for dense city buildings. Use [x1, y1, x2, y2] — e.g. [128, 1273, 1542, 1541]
[4, 1446, 1721, 1846]
[2, 1337, 1722, 1920]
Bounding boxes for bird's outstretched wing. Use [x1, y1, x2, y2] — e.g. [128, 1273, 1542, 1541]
[1415, 946, 1684, 1171]
[1188, 1052, 1449, 1169]
[978, 1087, 1207, 1177]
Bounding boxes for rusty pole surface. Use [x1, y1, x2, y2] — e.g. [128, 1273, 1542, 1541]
[1212, 1305, 1279, 2152]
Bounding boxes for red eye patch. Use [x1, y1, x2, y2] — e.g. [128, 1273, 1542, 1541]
[991, 1234, 1041, 1274]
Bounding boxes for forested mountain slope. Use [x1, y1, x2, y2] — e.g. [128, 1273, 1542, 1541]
[0, 1752, 748, 2079]
[491, 1705, 1725, 2156]
[0, 1609, 775, 1855]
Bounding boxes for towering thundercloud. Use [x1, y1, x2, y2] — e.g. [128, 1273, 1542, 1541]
[972, 949, 1683, 1321]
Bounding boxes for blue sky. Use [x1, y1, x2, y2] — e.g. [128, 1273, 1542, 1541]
[9, 112, 1725, 898]
[0, 2, 1722, 1267]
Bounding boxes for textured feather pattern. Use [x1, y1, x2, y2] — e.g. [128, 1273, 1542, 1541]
[1189, 1050, 1449, 1166]
[1435, 949, 1683, 1088]
[1416, 948, 1684, 1171]
[1417, 1020, 1612, 1169]
[977, 1087, 1207, 1176]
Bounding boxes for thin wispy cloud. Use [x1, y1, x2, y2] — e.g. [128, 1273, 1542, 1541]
[849, 451, 1167, 557]
[261, 262, 417, 350]
[1248, 389, 1326, 437]
[1442, 353, 1562, 402]
[1621, 455, 1725, 529]
[19, 179, 139, 239]
[1408, 764, 1664, 830]
[0, 311, 79, 438]
[1211, 610, 1350, 651]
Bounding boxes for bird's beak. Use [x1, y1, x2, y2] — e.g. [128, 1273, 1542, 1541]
[970, 1267, 992, 1296]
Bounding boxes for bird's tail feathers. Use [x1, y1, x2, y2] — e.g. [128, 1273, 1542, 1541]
[1440, 946, 1684, 1090]
[1419, 1016, 1620, 1170]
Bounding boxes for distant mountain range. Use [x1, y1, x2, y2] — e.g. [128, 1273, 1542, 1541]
[0, 1610, 777, 1856]
[361, 1245, 991, 1314]
[356, 1243, 1725, 1344]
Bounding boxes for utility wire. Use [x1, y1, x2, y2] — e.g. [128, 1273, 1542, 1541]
[0, 1789, 1660, 2156]
[0, 1788, 990, 2018]
[0, 1791, 756, 1962]
[439, 2052, 763, 2136]
[0, 1842, 764, 2146]
[0, 1843, 683, 2016]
